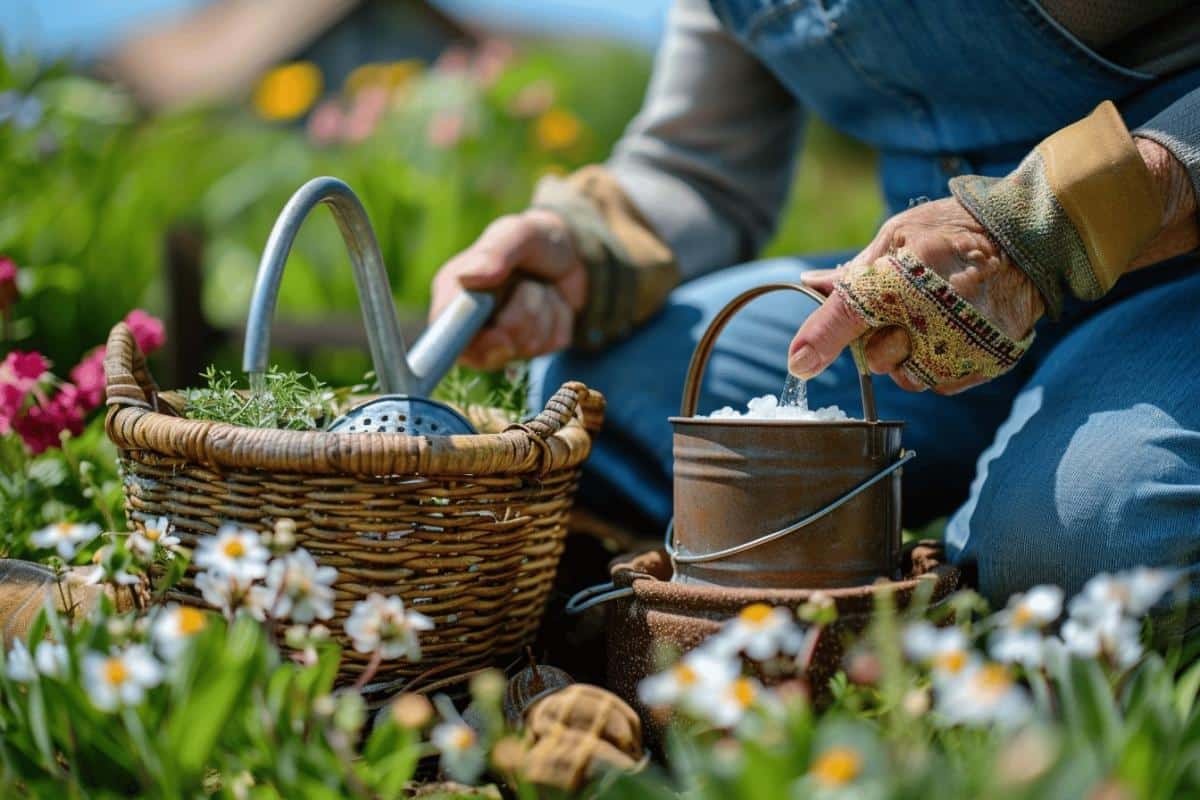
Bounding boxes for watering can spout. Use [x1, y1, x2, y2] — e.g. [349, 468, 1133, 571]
[242, 176, 495, 397]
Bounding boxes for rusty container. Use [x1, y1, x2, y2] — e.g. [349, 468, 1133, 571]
[668, 283, 911, 589]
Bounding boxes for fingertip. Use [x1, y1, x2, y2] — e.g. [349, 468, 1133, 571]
[788, 294, 869, 378]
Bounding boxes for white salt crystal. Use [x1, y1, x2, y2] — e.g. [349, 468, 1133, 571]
[700, 393, 850, 421]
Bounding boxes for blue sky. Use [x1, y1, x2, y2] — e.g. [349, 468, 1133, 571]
[433, 0, 672, 49]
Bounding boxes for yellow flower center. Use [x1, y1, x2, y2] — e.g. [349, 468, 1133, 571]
[730, 677, 756, 708]
[253, 62, 323, 121]
[452, 725, 476, 750]
[55, 523, 72, 538]
[177, 607, 207, 636]
[145, 528, 161, 542]
[975, 664, 1012, 697]
[535, 108, 582, 151]
[104, 658, 128, 686]
[223, 539, 246, 559]
[811, 746, 862, 787]
[1011, 605, 1034, 627]
[739, 603, 773, 627]
[933, 650, 967, 673]
[674, 664, 698, 686]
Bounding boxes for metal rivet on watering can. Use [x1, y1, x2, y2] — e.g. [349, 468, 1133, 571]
[666, 283, 914, 590]
[242, 177, 496, 436]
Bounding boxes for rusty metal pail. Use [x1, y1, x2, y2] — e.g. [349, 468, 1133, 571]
[666, 283, 912, 590]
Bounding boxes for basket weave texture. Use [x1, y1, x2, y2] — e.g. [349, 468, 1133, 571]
[102, 323, 605, 691]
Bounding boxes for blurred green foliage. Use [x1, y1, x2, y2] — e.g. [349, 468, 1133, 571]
[0, 41, 880, 389]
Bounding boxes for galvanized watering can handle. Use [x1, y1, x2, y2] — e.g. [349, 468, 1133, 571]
[242, 176, 496, 396]
[678, 282, 878, 421]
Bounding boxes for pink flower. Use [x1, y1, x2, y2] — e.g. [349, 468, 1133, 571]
[0, 256, 17, 314]
[343, 86, 390, 144]
[123, 310, 165, 355]
[3, 350, 48, 384]
[69, 346, 106, 412]
[11, 384, 84, 454]
[427, 109, 465, 150]
[307, 100, 347, 145]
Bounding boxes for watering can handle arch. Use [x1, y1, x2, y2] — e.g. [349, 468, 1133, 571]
[242, 176, 496, 397]
[678, 282, 878, 422]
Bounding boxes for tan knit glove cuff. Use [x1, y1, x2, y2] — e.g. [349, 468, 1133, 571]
[950, 101, 1162, 319]
[835, 253, 1034, 388]
[532, 166, 679, 350]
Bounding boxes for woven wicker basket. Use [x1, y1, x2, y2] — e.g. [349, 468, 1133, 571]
[102, 322, 604, 692]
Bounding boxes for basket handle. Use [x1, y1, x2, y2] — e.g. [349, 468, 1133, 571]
[511, 380, 601, 439]
[678, 283, 878, 421]
[104, 322, 159, 411]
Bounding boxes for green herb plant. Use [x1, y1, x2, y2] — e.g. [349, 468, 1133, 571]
[183, 366, 338, 430]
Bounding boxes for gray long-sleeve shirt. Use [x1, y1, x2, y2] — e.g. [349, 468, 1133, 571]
[608, 0, 1200, 281]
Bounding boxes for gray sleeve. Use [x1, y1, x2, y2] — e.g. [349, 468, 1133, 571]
[606, 0, 804, 280]
[1134, 87, 1200, 217]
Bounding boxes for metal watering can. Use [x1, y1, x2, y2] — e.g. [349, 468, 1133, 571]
[567, 283, 915, 612]
[242, 176, 494, 435]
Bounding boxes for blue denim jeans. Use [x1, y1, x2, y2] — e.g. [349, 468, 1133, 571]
[531, 253, 1200, 605]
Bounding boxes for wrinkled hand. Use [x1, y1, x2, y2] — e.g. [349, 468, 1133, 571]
[430, 209, 587, 371]
[790, 197, 1044, 394]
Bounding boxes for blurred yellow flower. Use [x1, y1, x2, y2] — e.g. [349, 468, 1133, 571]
[253, 62, 323, 121]
[345, 60, 423, 95]
[810, 746, 862, 787]
[535, 108, 583, 151]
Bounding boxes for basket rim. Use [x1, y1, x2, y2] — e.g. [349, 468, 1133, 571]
[103, 322, 604, 476]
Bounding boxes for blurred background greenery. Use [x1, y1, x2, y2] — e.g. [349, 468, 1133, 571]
[0, 16, 881, 390]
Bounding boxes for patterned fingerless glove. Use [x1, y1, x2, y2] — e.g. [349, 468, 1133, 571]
[835, 252, 1034, 387]
[949, 101, 1163, 319]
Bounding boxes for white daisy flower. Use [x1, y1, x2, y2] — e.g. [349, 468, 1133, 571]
[988, 585, 1064, 667]
[130, 516, 181, 560]
[709, 603, 806, 661]
[430, 695, 485, 783]
[31, 521, 101, 560]
[1060, 611, 1143, 668]
[83, 645, 163, 711]
[34, 641, 69, 679]
[638, 649, 739, 711]
[345, 593, 433, 660]
[259, 548, 337, 623]
[902, 622, 978, 684]
[935, 662, 1031, 729]
[694, 675, 763, 728]
[84, 549, 142, 587]
[152, 604, 209, 660]
[5, 640, 36, 682]
[193, 525, 270, 584]
[1071, 568, 1177, 622]
[195, 570, 268, 620]
[431, 713, 486, 784]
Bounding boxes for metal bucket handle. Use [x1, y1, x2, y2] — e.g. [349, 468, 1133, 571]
[678, 282, 877, 421]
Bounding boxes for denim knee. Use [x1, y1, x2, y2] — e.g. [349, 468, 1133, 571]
[954, 396, 1200, 606]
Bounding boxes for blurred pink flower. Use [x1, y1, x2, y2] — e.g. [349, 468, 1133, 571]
[12, 383, 84, 454]
[510, 80, 556, 118]
[69, 346, 106, 411]
[434, 46, 471, 76]
[3, 350, 48, 384]
[343, 86, 390, 144]
[0, 256, 18, 314]
[427, 109, 466, 150]
[123, 309, 165, 355]
[472, 39, 515, 88]
[307, 100, 347, 146]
